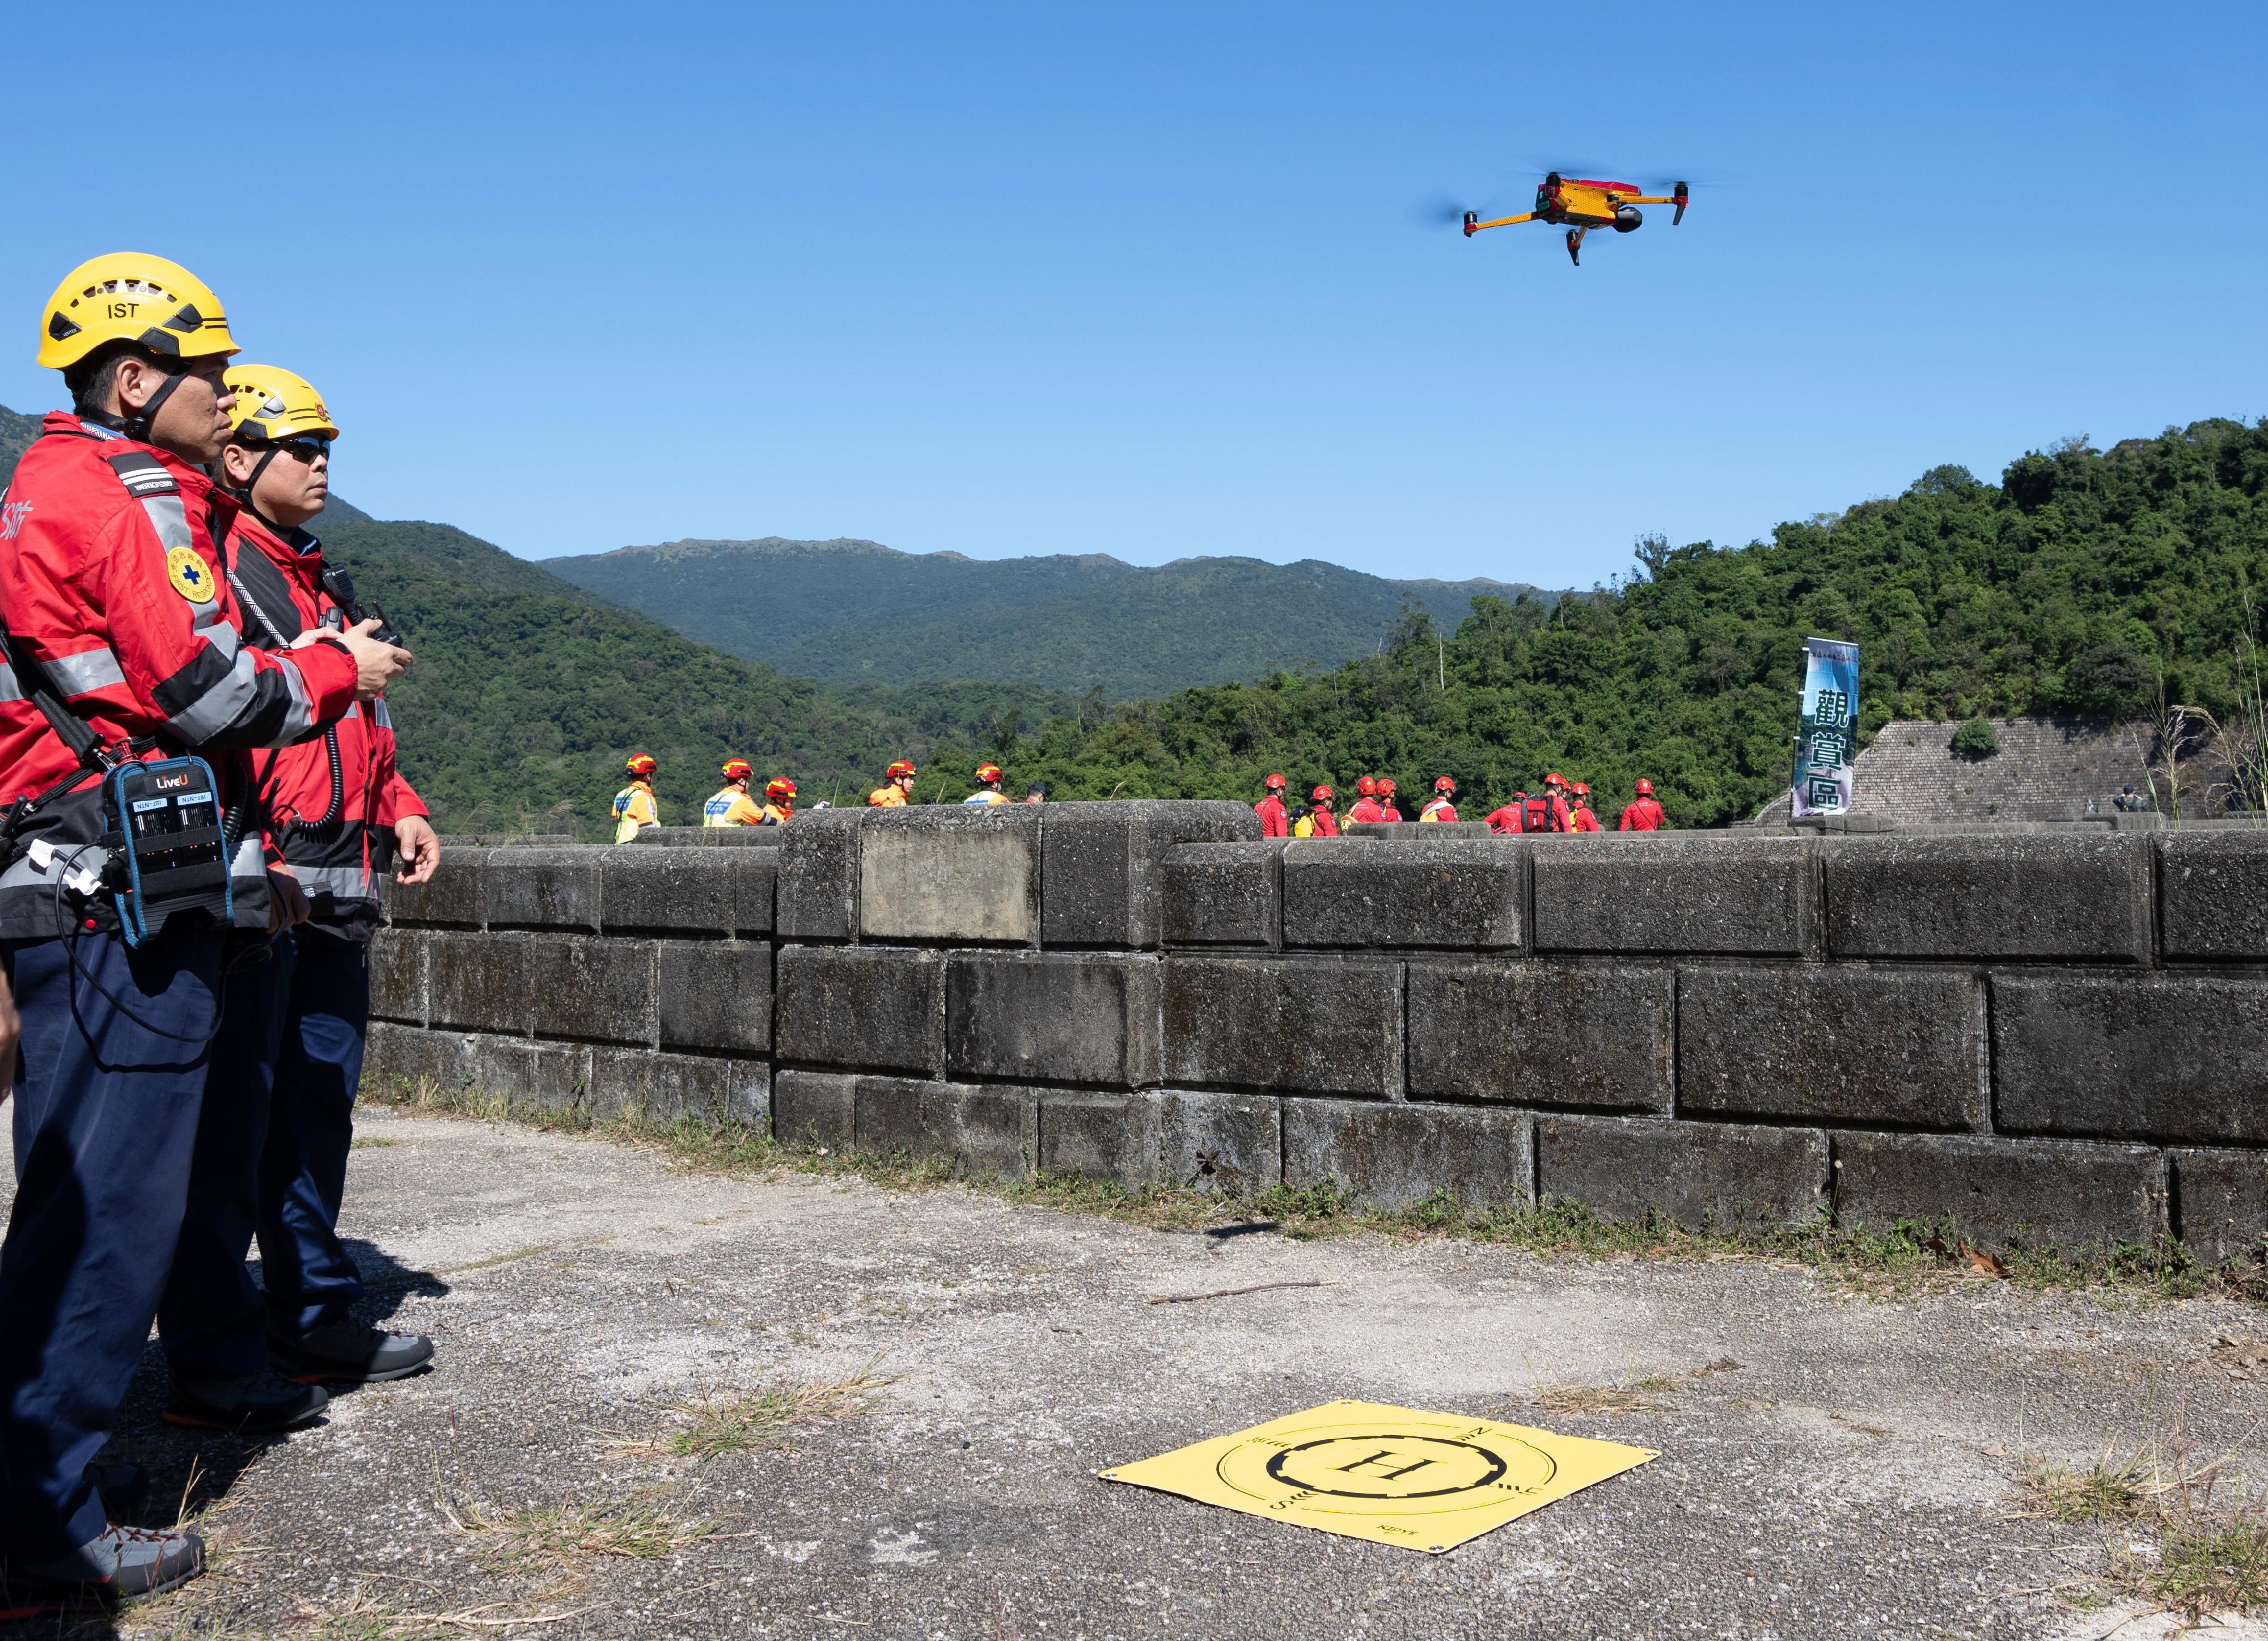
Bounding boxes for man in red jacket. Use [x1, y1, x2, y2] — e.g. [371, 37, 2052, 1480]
[1345, 776, 1384, 825]
[1618, 777, 1668, 831]
[0, 255, 408, 1598]
[1254, 773, 1290, 838]
[155, 366, 440, 1426]
[1375, 777, 1404, 822]
[1569, 782, 1603, 832]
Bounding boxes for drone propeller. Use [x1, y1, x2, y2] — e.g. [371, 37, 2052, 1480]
[1406, 193, 1472, 231]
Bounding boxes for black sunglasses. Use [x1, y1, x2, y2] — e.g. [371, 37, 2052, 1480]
[270, 435, 332, 464]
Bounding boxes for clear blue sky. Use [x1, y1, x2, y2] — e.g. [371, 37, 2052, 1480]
[3, 2, 2262, 588]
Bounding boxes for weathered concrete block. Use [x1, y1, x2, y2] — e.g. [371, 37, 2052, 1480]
[473, 1036, 590, 1115]
[1162, 957, 1401, 1097]
[526, 935, 657, 1046]
[383, 847, 487, 928]
[1161, 840, 1283, 948]
[600, 847, 776, 938]
[1406, 961, 1672, 1111]
[775, 945, 942, 1075]
[1344, 820, 1497, 839]
[367, 929, 425, 1026]
[1283, 838, 1525, 951]
[1992, 972, 2268, 1144]
[1823, 834, 2151, 961]
[1041, 801, 1259, 949]
[1536, 1116, 1829, 1230]
[428, 931, 530, 1035]
[773, 1069, 857, 1151]
[1039, 1092, 1162, 1189]
[1834, 1131, 2167, 1250]
[484, 848, 603, 932]
[1534, 836, 1816, 955]
[776, 809, 862, 941]
[657, 939, 772, 1055]
[853, 1077, 1036, 1180]
[944, 952, 1160, 1088]
[1284, 1098, 1532, 1209]
[2159, 831, 2268, 960]
[1678, 966, 1987, 1130]
[860, 805, 1039, 944]
[363, 1022, 475, 1094]
[2173, 1149, 2268, 1261]
[633, 826, 784, 848]
[1157, 1090, 1281, 1194]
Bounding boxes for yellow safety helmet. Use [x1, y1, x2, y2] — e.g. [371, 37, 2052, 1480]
[225, 365, 338, 445]
[37, 252, 239, 371]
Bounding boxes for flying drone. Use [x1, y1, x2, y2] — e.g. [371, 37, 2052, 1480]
[1463, 172, 1689, 266]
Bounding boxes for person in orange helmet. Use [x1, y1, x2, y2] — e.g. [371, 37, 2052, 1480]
[1419, 776, 1459, 823]
[868, 759, 917, 807]
[1345, 776, 1385, 826]
[1375, 777, 1403, 822]
[1619, 778, 1668, 831]
[760, 776, 797, 825]
[704, 759, 763, 827]
[1568, 781, 1602, 832]
[1254, 773, 1291, 839]
[964, 763, 1010, 806]
[1294, 784, 1339, 838]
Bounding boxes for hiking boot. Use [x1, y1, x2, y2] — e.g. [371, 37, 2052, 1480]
[270, 1319, 434, 1385]
[87, 1462, 149, 1521]
[162, 1369, 329, 1433]
[12, 1524, 206, 1600]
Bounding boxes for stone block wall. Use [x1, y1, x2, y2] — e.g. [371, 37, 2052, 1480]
[367, 807, 2268, 1255]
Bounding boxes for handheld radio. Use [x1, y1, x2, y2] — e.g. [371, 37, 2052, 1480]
[100, 755, 233, 945]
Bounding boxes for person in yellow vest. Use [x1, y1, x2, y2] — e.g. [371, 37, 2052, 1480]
[760, 776, 797, 824]
[868, 759, 917, 807]
[703, 759, 763, 827]
[964, 763, 1010, 806]
[612, 755, 661, 841]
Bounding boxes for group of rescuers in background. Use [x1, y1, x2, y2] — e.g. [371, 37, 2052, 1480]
[612, 756, 1669, 839]
[1253, 772, 1666, 836]
[610, 755, 1049, 838]
[0, 255, 439, 1601]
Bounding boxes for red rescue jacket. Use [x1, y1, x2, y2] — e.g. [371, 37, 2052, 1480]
[226, 511, 426, 936]
[1419, 798, 1458, 823]
[1305, 807, 1339, 837]
[1254, 792, 1289, 839]
[1345, 797, 1384, 825]
[0, 416, 358, 938]
[1570, 804, 1601, 832]
[1618, 797, 1667, 831]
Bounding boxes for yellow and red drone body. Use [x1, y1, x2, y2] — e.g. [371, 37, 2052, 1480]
[1464, 172, 1689, 266]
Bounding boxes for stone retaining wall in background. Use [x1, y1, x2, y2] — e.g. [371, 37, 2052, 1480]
[368, 803, 2268, 1254]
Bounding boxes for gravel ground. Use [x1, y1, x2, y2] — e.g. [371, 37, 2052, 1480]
[6, 1106, 2266, 1640]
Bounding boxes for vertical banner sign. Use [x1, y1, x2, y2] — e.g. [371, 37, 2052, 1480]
[1791, 637, 1860, 817]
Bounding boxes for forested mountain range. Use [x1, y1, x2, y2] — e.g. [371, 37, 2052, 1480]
[544, 535, 1537, 696]
[3, 405, 2262, 834]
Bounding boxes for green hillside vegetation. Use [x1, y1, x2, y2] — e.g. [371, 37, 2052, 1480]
[984, 420, 2268, 826]
[545, 534, 1539, 696]
[0, 403, 38, 478]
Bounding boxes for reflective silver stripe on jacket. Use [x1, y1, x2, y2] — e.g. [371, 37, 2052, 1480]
[290, 862, 376, 901]
[137, 492, 194, 551]
[370, 699, 392, 730]
[230, 835, 265, 877]
[166, 638, 314, 746]
[0, 645, 128, 703]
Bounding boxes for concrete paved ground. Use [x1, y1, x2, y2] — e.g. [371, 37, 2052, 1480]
[7, 1107, 2268, 1640]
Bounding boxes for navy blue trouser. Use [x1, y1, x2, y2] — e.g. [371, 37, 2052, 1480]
[0, 929, 221, 1560]
[157, 929, 369, 1380]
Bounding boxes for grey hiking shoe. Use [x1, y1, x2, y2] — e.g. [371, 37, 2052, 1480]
[162, 1369, 329, 1433]
[270, 1319, 434, 1384]
[14, 1523, 206, 1600]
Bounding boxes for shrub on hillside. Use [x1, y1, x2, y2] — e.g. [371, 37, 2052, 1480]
[1950, 717, 2001, 759]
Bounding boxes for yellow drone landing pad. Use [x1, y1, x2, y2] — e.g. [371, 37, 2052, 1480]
[1101, 1401, 1656, 1555]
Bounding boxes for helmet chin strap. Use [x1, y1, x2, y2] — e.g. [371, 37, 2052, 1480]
[86, 353, 191, 443]
[217, 441, 290, 532]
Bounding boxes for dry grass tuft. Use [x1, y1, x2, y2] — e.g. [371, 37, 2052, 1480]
[1522, 1356, 1744, 1416]
[613, 1363, 898, 1463]
[440, 1490, 715, 1566]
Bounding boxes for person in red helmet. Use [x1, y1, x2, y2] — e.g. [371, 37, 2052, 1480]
[1375, 776, 1403, 822]
[704, 759, 762, 827]
[1541, 773, 1573, 832]
[1568, 781, 1602, 832]
[868, 759, 917, 807]
[1294, 783, 1339, 838]
[615, 754, 661, 840]
[964, 763, 1010, 806]
[1254, 773, 1291, 839]
[1619, 778, 1668, 831]
[1419, 776, 1459, 823]
[1345, 776, 1384, 825]
[760, 776, 797, 824]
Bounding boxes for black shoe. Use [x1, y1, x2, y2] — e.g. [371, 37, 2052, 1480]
[162, 1370, 329, 1433]
[270, 1319, 434, 1385]
[88, 1462, 149, 1521]
[11, 1524, 206, 1601]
